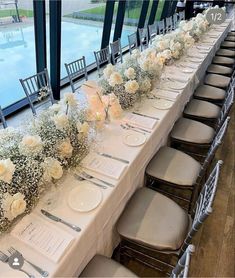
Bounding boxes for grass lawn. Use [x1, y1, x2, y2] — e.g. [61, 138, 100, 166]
[0, 9, 33, 18]
[81, 0, 164, 21]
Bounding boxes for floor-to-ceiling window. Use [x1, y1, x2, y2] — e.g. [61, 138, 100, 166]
[60, 0, 108, 79]
[0, 2, 36, 109]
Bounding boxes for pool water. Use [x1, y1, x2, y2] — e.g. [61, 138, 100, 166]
[0, 21, 133, 108]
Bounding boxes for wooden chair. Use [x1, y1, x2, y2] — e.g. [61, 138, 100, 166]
[117, 161, 222, 274]
[65, 56, 88, 94]
[94, 46, 111, 77]
[0, 106, 7, 128]
[110, 39, 123, 64]
[20, 68, 55, 115]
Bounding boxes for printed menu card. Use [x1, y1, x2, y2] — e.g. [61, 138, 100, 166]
[82, 153, 127, 180]
[123, 112, 157, 130]
[11, 214, 74, 263]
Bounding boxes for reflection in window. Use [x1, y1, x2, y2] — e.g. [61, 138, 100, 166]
[0, 5, 35, 108]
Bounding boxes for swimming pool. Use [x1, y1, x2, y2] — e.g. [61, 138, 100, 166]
[0, 21, 133, 108]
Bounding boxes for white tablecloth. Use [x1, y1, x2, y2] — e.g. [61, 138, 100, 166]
[0, 20, 232, 278]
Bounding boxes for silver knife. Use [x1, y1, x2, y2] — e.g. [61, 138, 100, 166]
[74, 174, 108, 189]
[41, 210, 81, 232]
[126, 123, 151, 133]
[132, 112, 159, 120]
[97, 152, 130, 164]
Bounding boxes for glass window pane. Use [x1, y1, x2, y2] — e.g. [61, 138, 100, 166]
[61, 0, 107, 79]
[155, 0, 165, 20]
[0, 2, 36, 108]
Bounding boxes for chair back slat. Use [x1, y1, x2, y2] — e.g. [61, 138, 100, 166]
[196, 117, 230, 185]
[181, 161, 223, 253]
[65, 56, 88, 93]
[166, 16, 173, 33]
[128, 32, 138, 54]
[20, 68, 54, 115]
[138, 27, 149, 51]
[179, 11, 185, 21]
[148, 23, 157, 43]
[157, 20, 165, 35]
[173, 13, 179, 30]
[94, 47, 111, 77]
[0, 106, 7, 129]
[110, 39, 123, 64]
[171, 245, 195, 278]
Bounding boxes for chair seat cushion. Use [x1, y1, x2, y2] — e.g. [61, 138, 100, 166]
[221, 41, 235, 48]
[80, 255, 137, 277]
[194, 85, 226, 101]
[184, 99, 221, 119]
[213, 56, 235, 66]
[117, 188, 190, 251]
[228, 31, 235, 36]
[204, 74, 231, 89]
[146, 146, 201, 186]
[216, 49, 235, 57]
[171, 118, 215, 144]
[225, 36, 235, 42]
[207, 64, 233, 75]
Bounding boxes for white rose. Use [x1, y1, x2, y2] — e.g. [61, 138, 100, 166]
[2, 192, 26, 221]
[58, 139, 73, 158]
[108, 72, 123, 87]
[64, 92, 77, 107]
[53, 113, 69, 130]
[49, 103, 62, 113]
[42, 157, 63, 182]
[140, 77, 152, 92]
[124, 67, 136, 80]
[103, 64, 115, 79]
[0, 159, 15, 184]
[124, 80, 139, 94]
[20, 135, 43, 156]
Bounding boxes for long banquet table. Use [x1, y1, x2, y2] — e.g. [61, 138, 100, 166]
[0, 19, 232, 278]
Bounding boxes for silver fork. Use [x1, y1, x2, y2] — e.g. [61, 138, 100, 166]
[8, 247, 49, 277]
[0, 251, 34, 278]
[81, 171, 114, 187]
[120, 124, 146, 135]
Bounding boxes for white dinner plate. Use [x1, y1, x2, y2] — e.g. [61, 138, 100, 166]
[68, 181, 103, 212]
[123, 131, 146, 147]
[153, 99, 173, 110]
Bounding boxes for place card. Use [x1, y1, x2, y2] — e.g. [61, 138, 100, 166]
[11, 214, 75, 263]
[82, 153, 127, 180]
[123, 112, 157, 130]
